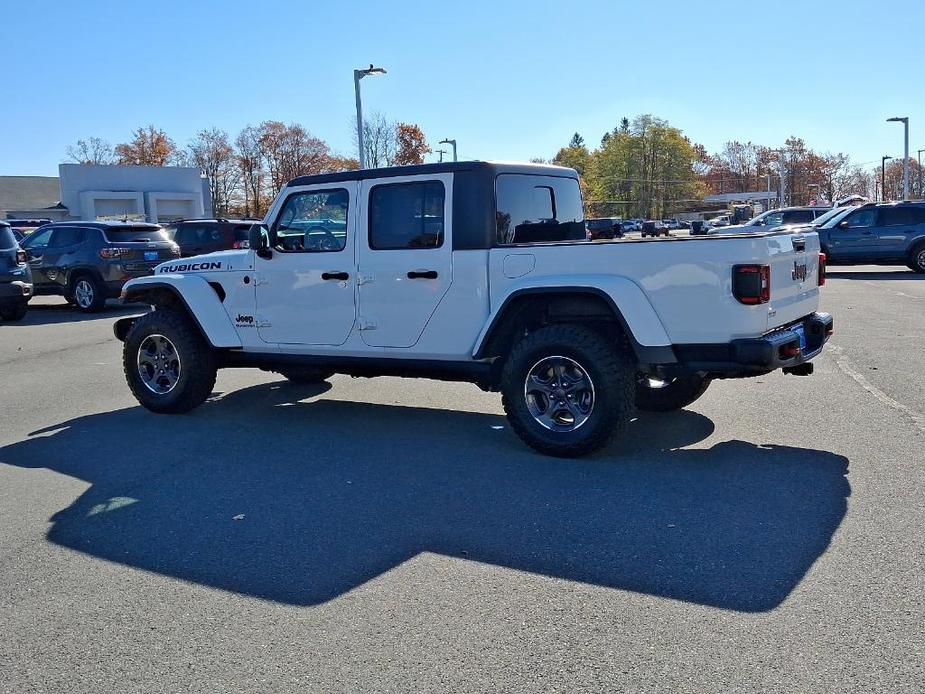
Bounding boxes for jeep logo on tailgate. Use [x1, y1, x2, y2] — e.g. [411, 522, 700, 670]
[792, 261, 808, 282]
[158, 261, 223, 274]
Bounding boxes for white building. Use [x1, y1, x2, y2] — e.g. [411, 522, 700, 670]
[3, 164, 211, 223]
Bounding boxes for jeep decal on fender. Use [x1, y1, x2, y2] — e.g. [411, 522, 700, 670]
[158, 261, 223, 273]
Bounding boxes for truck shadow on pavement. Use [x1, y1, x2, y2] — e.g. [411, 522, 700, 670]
[827, 269, 923, 281]
[0, 379, 850, 613]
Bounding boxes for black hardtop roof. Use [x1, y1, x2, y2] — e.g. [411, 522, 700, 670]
[286, 160, 577, 188]
[44, 220, 163, 229]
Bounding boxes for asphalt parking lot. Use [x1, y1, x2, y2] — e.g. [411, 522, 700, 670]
[1, 266, 923, 693]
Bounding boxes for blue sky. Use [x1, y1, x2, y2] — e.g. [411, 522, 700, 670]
[3, 0, 924, 176]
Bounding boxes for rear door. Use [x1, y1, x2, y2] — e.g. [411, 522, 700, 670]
[357, 174, 452, 348]
[255, 183, 358, 346]
[45, 227, 88, 291]
[874, 206, 918, 259]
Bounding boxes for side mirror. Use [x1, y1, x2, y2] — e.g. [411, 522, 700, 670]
[837, 220, 849, 229]
[248, 224, 272, 259]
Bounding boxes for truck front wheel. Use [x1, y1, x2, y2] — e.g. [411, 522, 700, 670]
[123, 308, 217, 414]
[501, 324, 635, 457]
[635, 374, 710, 412]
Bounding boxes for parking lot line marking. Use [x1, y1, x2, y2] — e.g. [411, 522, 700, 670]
[826, 343, 925, 433]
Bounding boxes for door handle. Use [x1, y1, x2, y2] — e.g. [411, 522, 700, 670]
[321, 271, 349, 281]
[407, 270, 438, 279]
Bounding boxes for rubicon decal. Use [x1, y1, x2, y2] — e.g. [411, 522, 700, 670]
[158, 261, 223, 273]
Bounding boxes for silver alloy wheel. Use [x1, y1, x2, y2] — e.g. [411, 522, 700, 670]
[524, 355, 595, 432]
[74, 279, 94, 309]
[137, 334, 182, 395]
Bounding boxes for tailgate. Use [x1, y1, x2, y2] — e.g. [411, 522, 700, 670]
[766, 232, 821, 331]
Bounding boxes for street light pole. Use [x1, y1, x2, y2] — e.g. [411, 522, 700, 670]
[887, 117, 909, 199]
[439, 139, 457, 162]
[436, 149, 446, 163]
[354, 64, 387, 169]
[881, 155, 893, 201]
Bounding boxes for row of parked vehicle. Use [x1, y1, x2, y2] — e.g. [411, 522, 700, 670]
[4, 199, 925, 324]
[0, 217, 259, 321]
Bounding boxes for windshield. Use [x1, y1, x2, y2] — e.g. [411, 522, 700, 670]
[745, 211, 773, 226]
[818, 206, 860, 229]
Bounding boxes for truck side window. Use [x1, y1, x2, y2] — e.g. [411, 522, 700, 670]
[496, 175, 584, 244]
[274, 189, 349, 252]
[369, 181, 445, 250]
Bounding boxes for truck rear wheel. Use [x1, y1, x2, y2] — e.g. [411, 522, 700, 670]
[635, 374, 710, 412]
[123, 309, 216, 414]
[501, 324, 635, 457]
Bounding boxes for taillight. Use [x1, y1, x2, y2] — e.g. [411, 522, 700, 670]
[99, 247, 131, 259]
[232, 240, 250, 249]
[818, 252, 826, 286]
[732, 264, 771, 305]
[16, 249, 27, 265]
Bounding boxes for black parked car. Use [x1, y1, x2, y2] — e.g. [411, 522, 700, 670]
[585, 217, 624, 240]
[19, 221, 179, 312]
[0, 221, 32, 321]
[164, 218, 255, 257]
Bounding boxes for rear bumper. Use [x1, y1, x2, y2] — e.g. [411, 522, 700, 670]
[673, 312, 834, 376]
[0, 280, 33, 305]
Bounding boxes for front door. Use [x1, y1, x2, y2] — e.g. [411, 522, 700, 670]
[255, 183, 358, 346]
[20, 226, 56, 288]
[357, 174, 453, 348]
[827, 207, 878, 261]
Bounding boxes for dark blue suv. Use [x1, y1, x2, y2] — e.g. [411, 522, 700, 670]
[815, 202, 925, 272]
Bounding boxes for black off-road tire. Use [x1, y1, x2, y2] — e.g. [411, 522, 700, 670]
[123, 309, 217, 414]
[70, 274, 106, 313]
[635, 373, 711, 412]
[276, 367, 335, 383]
[501, 324, 636, 458]
[907, 243, 925, 273]
[0, 302, 28, 321]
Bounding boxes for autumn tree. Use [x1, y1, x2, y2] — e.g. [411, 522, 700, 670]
[235, 125, 266, 217]
[553, 133, 590, 175]
[65, 137, 115, 165]
[188, 128, 238, 216]
[354, 111, 396, 168]
[392, 123, 431, 166]
[115, 126, 178, 166]
[257, 121, 331, 196]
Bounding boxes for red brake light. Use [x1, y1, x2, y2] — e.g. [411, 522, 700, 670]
[99, 247, 131, 259]
[732, 264, 771, 305]
[818, 252, 826, 286]
[232, 240, 250, 249]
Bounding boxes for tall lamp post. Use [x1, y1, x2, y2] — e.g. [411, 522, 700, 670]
[881, 155, 893, 201]
[354, 64, 387, 169]
[886, 117, 909, 199]
[438, 138, 457, 162]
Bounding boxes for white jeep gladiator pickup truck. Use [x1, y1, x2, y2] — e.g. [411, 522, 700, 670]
[115, 161, 832, 457]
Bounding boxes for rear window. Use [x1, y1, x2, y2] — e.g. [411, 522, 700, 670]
[104, 227, 171, 243]
[782, 210, 817, 224]
[233, 225, 251, 241]
[496, 174, 585, 245]
[0, 225, 16, 249]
